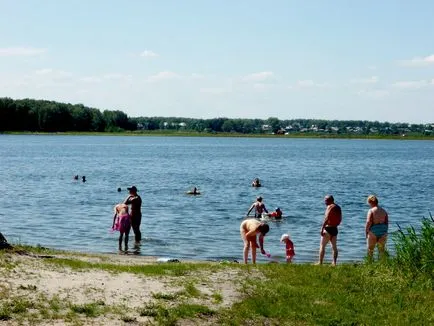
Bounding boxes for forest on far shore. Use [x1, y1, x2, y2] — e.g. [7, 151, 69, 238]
[1, 97, 433, 136]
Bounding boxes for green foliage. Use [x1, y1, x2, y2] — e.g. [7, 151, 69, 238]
[69, 302, 103, 318]
[392, 213, 434, 279]
[219, 264, 434, 325]
[1, 97, 432, 136]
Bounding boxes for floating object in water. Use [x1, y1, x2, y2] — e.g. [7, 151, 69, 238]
[73, 175, 79, 180]
[157, 257, 180, 263]
[187, 187, 200, 195]
[117, 187, 121, 192]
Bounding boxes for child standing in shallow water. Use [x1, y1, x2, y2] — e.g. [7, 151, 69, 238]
[281, 234, 295, 263]
[112, 203, 131, 252]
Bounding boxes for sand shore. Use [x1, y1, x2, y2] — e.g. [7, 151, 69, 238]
[0, 247, 245, 325]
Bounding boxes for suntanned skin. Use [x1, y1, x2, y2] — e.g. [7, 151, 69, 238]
[246, 198, 268, 218]
[113, 203, 130, 251]
[240, 219, 266, 264]
[365, 202, 388, 260]
[318, 195, 342, 266]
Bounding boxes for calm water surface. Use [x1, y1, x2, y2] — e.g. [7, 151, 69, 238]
[0, 135, 433, 263]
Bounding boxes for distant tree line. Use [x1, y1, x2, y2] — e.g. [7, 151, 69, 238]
[0, 97, 432, 135]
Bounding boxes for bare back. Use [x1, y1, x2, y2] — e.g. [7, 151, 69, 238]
[367, 206, 388, 224]
[115, 204, 129, 216]
[240, 219, 261, 238]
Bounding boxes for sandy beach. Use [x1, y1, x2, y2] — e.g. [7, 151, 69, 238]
[0, 247, 245, 325]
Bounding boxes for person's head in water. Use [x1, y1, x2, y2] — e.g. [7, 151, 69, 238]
[276, 207, 281, 212]
[127, 186, 138, 194]
[82, 176, 86, 182]
[324, 195, 334, 205]
[258, 223, 269, 236]
[73, 175, 79, 180]
[117, 187, 122, 192]
[256, 196, 263, 202]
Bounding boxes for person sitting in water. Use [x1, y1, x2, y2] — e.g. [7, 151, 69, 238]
[247, 196, 269, 218]
[267, 207, 283, 219]
[365, 195, 389, 261]
[187, 187, 200, 195]
[112, 203, 131, 252]
[240, 219, 270, 264]
[251, 178, 261, 187]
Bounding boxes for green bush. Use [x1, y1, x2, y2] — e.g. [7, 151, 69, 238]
[393, 213, 434, 279]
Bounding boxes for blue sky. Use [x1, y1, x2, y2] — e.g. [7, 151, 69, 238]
[1, 0, 433, 123]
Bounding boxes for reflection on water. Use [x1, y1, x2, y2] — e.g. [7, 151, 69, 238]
[0, 135, 433, 263]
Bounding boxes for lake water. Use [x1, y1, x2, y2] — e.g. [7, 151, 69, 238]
[0, 135, 433, 263]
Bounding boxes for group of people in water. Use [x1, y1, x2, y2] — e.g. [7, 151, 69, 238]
[241, 193, 389, 265]
[109, 178, 389, 265]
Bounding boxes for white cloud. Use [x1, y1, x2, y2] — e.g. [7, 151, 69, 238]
[351, 76, 379, 84]
[357, 89, 389, 98]
[242, 71, 274, 82]
[368, 65, 377, 71]
[103, 73, 132, 80]
[391, 80, 429, 89]
[398, 54, 434, 67]
[200, 87, 227, 95]
[0, 47, 47, 56]
[147, 71, 180, 82]
[296, 80, 330, 88]
[140, 50, 159, 58]
[80, 76, 102, 83]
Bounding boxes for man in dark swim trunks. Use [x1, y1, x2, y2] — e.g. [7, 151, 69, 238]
[318, 195, 342, 265]
[124, 186, 142, 245]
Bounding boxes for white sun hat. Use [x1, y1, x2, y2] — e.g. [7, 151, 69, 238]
[280, 233, 290, 242]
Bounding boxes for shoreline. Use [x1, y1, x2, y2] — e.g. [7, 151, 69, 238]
[2, 130, 434, 140]
[1, 244, 432, 325]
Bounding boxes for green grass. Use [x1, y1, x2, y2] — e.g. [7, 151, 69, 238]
[139, 302, 215, 326]
[70, 302, 104, 318]
[44, 257, 220, 276]
[218, 263, 434, 325]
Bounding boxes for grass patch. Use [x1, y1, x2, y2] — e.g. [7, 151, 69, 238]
[139, 302, 214, 326]
[0, 304, 12, 321]
[70, 302, 103, 318]
[152, 292, 180, 301]
[44, 257, 220, 276]
[184, 282, 201, 298]
[212, 292, 223, 304]
[219, 263, 434, 325]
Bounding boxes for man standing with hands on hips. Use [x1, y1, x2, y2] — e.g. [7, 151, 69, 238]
[124, 186, 142, 246]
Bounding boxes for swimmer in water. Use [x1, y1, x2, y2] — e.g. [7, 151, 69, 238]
[246, 196, 268, 218]
[267, 207, 283, 219]
[73, 175, 79, 180]
[251, 178, 261, 187]
[112, 203, 131, 252]
[240, 219, 269, 264]
[187, 187, 200, 195]
[82, 176, 86, 183]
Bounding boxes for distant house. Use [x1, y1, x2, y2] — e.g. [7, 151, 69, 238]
[262, 124, 271, 131]
[179, 122, 187, 127]
[137, 123, 144, 130]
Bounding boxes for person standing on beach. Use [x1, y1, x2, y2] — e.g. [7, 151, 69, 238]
[318, 195, 342, 266]
[124, 186, 142, 245]
[365, 195, 389, 261]
[240, 219, 269, 264]
[246, 196, 269, 218]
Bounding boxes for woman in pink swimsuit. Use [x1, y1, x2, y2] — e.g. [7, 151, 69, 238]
[112, 203, 131, 252]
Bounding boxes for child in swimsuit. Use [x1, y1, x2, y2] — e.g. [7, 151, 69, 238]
[112, 203, 131, 252]
[281, 233, 295, 263]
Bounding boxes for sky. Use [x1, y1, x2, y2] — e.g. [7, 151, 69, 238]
[1, 0, 434, 123]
